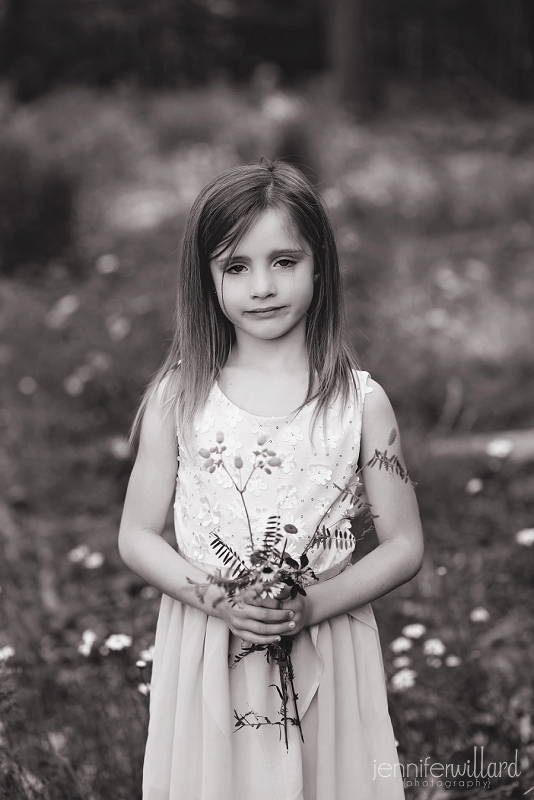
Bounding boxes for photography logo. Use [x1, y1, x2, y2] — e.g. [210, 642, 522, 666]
[373, 746, 521, 791]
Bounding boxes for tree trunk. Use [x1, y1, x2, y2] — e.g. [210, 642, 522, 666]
[327, 0, 380, 114]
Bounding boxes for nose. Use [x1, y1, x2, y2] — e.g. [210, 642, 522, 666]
[249, 267, 276, 299]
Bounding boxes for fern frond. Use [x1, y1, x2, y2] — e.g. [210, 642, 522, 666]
[210, 533, 249, 577]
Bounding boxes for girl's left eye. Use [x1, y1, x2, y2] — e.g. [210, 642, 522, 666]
[276, 259, 296, 268]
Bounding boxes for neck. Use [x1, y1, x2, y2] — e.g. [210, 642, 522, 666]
[228, 323, 308, 374]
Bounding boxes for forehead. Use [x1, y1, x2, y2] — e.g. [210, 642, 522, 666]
[212, 207, 306, 261]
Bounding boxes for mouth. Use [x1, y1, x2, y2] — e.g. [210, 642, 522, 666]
[245, 306, 285, 316]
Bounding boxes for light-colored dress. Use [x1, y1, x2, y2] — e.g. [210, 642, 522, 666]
[142, 371, 405, 800]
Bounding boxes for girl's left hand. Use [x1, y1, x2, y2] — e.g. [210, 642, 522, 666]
[249, 588, 310, 634]
[279, 592, 310, 635]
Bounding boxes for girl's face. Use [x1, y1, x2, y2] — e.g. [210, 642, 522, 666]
[209, 207, 315, 345]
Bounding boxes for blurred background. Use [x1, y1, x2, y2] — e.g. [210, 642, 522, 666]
[0, 1, 533, 798]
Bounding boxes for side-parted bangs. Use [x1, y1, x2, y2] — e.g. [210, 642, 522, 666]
[131, 160, 359, 451]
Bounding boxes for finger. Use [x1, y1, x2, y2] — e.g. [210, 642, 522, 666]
[238, 618, 297, 637]
[241, 605, 294, 623]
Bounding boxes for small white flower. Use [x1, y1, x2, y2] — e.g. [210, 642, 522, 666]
[137, 683, 151, 696]
[390, 637, 413, 654]
[391, 668, 417, 691]
[194, 410, 215, 434]
[283, 426, 303, 446]
[279, 452, 295, 475]
[485, 438, 513, 459]
[78, 630, 97, 657]
[445, 655, 462, 667]
[251, 421, 271, 437]
[197, 498, 220, 527]
[0, 645, 15, 662]
[83, 552, 104, 569]
[426, 656, 442, 668]
[307, 464, 332, 485]
[213, 468, 233, 489]
[247, 474, 268, 497]
[315, 497, 332, 515]
[104, 634, 132, 651]
[336, 516, 352, 534]
[402, 623, 427, 639]
[47, 731, 67, 755]
[68, 544, 90, 563]
[139, 644, 155, 662]
[423, 638, 446, 656]
[470, 607, 490, 623]
[319, 427, 340, 450]
[393, 656, 411, 668]
[276, 485, 298, 510]
[218, 432, 242, 457]
[225, 406, 242, 428]
[281, 516, 308, 539]
[136, 660, 147, 669]
[227, 499, 245, 520]
[515, 528, 534, 547]
[190, 530, 209, 560]
[465, 478, 484, 495]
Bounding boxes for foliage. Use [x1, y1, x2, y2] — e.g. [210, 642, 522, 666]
[0, 84, 533, 797]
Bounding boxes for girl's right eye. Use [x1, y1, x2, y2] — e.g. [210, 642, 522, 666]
[226, 264, 247, 274]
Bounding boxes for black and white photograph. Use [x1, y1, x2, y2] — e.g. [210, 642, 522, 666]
[0, 2, 533, 799]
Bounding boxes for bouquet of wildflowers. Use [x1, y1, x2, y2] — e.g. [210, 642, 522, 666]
[190, 430, 412, 749]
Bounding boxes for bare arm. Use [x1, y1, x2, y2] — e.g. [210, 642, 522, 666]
[285, 378, 424, 628]
[118, 385, 295, 643]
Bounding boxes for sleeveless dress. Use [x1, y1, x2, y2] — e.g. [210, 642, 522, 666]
[142, 371, 405, 800]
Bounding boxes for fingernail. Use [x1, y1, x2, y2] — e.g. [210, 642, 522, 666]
[289, 611, 294, 619]
[275, 636, 281, 642]
[289, 621, 295, 629]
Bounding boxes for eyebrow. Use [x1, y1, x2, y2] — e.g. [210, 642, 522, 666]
[214, 248, 306, 265]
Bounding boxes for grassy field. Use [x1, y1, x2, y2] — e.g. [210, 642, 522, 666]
[0, 80, 533, 799]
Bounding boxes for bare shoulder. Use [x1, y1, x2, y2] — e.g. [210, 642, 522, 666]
[138, 372, 179, 457]
[360, 377, 402, 455]
[362, 377, 396, 422]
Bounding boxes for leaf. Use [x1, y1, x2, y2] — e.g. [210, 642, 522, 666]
[210, 533, 249, 577]
[388, 427, 397, 446]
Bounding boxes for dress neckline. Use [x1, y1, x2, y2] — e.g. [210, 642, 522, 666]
[213, 381, 313, 422]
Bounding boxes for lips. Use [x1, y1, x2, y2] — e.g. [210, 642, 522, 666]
[245, 306, 285, 315]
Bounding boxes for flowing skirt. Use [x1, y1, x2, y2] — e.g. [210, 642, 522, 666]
[142, 592, 405, 800]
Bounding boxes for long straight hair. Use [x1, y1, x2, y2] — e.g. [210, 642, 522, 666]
[131, 159, 359, 449]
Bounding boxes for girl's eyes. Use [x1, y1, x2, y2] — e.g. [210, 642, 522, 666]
[225, 264, 247, 274]
[225, 259, 296, 274]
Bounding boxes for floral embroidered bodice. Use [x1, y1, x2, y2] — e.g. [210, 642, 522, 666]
[174, 370, 373, 576]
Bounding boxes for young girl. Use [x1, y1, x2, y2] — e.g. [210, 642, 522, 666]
[118, 159, 424, 800]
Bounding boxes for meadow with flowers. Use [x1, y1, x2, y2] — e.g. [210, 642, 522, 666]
[0, 81, 534, 799]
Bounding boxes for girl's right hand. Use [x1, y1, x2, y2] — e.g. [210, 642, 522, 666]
[215, 596, 296, 645]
